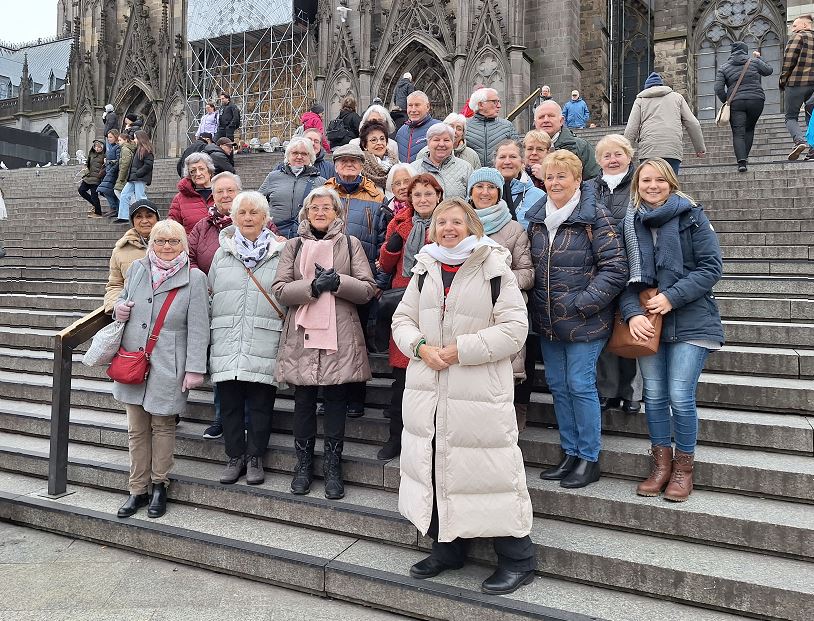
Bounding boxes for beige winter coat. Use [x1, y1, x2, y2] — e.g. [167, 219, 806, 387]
[104, 228, 147, 312]
[391, 244, 532, 542]
[272, 218, 376, 386]
[488, 218, 534, 381]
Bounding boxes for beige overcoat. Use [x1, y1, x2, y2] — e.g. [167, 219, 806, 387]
[391, 244, 532, 542]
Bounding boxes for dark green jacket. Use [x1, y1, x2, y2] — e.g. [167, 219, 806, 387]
[554, 128, 601, 179]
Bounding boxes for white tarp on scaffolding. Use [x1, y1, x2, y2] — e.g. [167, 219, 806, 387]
[187, 0, 293, 42]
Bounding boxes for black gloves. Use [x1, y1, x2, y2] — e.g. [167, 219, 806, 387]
[385, 231, 403, 253]
[311, 263, 341, 297]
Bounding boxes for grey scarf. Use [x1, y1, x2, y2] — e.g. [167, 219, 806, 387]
[402, 214, 432, 277]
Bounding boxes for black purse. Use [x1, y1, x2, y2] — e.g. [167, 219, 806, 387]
[374, 286, 407, 352]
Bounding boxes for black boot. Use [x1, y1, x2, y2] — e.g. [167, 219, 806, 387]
[147, 482, 167, 518]
[323, 439, 345, 500]
[377, 408, 402, 460]
[560, 458, 601, 489]
[117, 493, 149, 518]
[291, 438, 315, 495]
[481, 567, 535, 595]
[540, 454, 578, 480]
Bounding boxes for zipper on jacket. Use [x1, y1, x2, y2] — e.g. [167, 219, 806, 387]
[543, 230, 554, 340]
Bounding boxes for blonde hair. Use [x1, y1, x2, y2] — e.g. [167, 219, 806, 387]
[230, 191, 270, 222]
[631, 158, 697, 209]
[428, 197, 484, 242]
[523, 130, 552, 150]
[595, 133, 634, 161]
[298, 186, 343, 222]
[541, 149, 583, 181]
[148, 219, 189, 254]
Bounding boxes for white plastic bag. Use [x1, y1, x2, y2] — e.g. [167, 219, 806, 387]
[0, 188, 7, 220]
[82, 321, 126, 367]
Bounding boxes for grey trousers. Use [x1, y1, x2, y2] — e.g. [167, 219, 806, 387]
[783, 85, 814, 143]
[596, 348, 642, 402]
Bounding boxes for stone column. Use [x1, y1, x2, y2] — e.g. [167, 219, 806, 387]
[653, 0, 691, 104]
[524, 0, 581, 105]
[579, 0, 609, 125]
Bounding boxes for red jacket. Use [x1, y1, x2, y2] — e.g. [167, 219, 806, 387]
[301, 111, 332, 154]
[378, 206, 428, 369]
[187, 218, 221, 275]
[168, 177, 215, 234]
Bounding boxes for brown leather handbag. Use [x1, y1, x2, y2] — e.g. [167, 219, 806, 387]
[607, 288, 662, 358]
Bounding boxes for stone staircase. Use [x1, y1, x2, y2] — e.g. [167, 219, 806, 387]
[0, 121, 811, 620]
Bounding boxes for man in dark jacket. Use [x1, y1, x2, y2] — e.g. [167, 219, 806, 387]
[203, 138, 236, 175]
[780, 14, 814, 159]
[177, 133, 213, 177]
[534, 100, 600, 179]
[103, 104, 119, 136]
[395, 91, 440, 163]
[216, 93, 240, 141]
[393, 73, 415, 110]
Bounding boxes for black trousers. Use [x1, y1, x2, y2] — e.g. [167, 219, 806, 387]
[347, 300, 373, 408]
[387, 367, 406, 438]
[514, 334, 539, 405]
[218, 380, 276, 458]
[729, 98, 764, 163]
[78, 181, 102, 213]
[294, 384, 348, 443]
[215, 128, 235, 141]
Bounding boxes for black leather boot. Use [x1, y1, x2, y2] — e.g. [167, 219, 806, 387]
[560, 458, 601, 488]
[540, 455, 578, 480]
[147, 482, 167, 518]
[377, 408, 402, 460]
[117, 493, 149, 518]
[481, 567, 535, 595]
[290, 438, 315, 495]
[323, 439, 345, 500]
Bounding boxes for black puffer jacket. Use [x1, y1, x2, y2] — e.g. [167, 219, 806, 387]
[202, 144, 235, 175]
[527, 182, 628, 342]
[587, 164, 635, 224]
[714, 44, 774, 104]
[127, 150, 154, 185]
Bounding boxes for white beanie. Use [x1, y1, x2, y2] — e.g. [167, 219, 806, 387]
[105, 104, 114, 112]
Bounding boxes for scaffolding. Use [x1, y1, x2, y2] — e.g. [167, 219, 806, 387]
[184, 1, 313, 145]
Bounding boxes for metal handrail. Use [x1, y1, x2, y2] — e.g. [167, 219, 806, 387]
[507, 88, 541, 123]
[48, 305, 112, 496]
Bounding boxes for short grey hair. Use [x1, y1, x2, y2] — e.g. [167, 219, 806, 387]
[230, 190, 271, 222]
[403, 72, 412, 80]
[426, 123, 455, 142]
[468, 87, 496, 113]
[147, 219, 189, 254]
[385, 163, 417, 196]
[298, 186, 343, 223]
[284, 137, 315, 165]
[182, 152, 215, 179]
[211, 171, 243, 191]
[443, 113, 467, 127]
[407, 90, 430, 105]
[361, 105, 396, 134]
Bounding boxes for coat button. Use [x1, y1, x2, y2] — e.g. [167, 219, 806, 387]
[142, 323, 147, 329]
[138, 347, 144, 352]
[147, 298, 152, 303]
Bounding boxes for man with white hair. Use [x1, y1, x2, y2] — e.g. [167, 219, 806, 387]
[465, 87, 520, 167]
[410, 123, 473, 198]
[395, 91, 440, 163]
[394, 72, 416, 111]
[534, 100, 600, 179]
[532, 85, 552, 110]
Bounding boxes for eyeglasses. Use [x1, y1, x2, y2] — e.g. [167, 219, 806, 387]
[486, 99, 501, 104]
[289, 151, 310, 157]
[308, 206, 333, 213]
[154, 239, 182, 247]
[367, 135, 388, 143]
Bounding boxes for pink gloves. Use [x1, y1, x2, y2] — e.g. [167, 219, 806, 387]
[114, 300, 135, 321]
[182, 372, 205, 392]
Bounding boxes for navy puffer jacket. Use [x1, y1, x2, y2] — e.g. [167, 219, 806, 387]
[620, 203, 724, 345]
[527, 182, 628, 342]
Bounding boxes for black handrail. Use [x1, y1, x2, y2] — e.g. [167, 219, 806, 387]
[48, 306, 112, 496]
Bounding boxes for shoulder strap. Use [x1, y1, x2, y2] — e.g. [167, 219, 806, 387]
[245, 266, 285, 320]
[490, 276, 501, 306]
[417, 272, 427, 292]
[293, 237, 303, 257]
[345, 234, 354, 277]
[145, 288, 179, 356]
[726, 58, 752, 103]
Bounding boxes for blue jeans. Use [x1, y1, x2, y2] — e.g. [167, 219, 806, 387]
[637, 342, 709, 454]
[118, 181, 147, 220]
[540, 338, 606, 462]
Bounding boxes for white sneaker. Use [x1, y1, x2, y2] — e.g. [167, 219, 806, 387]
[788, 142, 807, 160]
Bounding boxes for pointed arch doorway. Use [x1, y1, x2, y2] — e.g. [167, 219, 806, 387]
[117, 84, 157, 135]
[377, 42, 453, 118]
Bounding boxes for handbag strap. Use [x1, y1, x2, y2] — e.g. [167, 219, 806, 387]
[245, 266, 285, 320]
[145, 288, 179, 356]
[726, 58, 752, 103]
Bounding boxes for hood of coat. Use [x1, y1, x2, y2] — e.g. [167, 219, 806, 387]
[509, 170, 536, 195]
[638, 85, 674, 98]
[526, 180, 598, 226]
[115, 228, 148, 251]
[728, 49, 750, 65]
[176, 175, 212, 198]
[300, 111, 322, 126]
[295, 216, 346, 240]
[218, 224, 286, 263]
[325, 175, 382, 200]
[413, 242, 512, 280]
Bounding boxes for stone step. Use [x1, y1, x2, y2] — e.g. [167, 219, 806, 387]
[722, 320, 814, 347]
[717, 232, 813, 247]
[0, 377, 810, 501]
[0, 257, 107, 269]
[724, 260, 814, 276]
[0, 293, 100, 312]
[723, 247, 812, 260]
[716, 295, 814, 321]
[0, 267, 109, 282]
[715, 277, 814, 297]
[0, 432, 810, 564]
[0, 471, 752, 621]
[0, 307, 85, 329]
[696, 371, 814, 414]
[0, 279, 104, 296]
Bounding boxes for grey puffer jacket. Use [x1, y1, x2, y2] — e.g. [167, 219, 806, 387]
[465, 114, 520, 167]
[272, 218, 376, 386]
[410, 155, 473, 199]
[208, 226, 288, 386]
[258, 165, 326, 238]
[714, 48, 773, 104]
[112, 258, 210, 416]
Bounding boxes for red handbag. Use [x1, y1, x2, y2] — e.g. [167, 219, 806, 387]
[107, 289, 179, 384]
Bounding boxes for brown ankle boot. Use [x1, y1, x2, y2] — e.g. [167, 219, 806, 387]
[663, 450, 694, 502]
[636, 445, 673, 497]
[514, 403, 528, 432]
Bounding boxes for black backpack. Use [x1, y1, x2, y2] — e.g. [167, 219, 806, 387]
[326, 116, 353, 149]
[417, 272, 501, 305]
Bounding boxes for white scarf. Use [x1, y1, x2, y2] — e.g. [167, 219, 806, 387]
[233, 227, 272, 268]
[602, 171, 627, 193]
[419, 235, 502, 266]
[544, 189, 581, 248]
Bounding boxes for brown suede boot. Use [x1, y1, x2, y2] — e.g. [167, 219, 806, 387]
[664, 450, 694, 502]
[636, 445, 673, 497]
[515, 403, 528, 432]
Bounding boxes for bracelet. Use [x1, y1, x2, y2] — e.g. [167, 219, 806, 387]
[414, 338, 426, 359]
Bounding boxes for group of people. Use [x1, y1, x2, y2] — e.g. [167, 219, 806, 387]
[102, 85, 724, 597]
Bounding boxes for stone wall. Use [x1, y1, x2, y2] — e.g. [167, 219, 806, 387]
[580, 0, 610, 125]
[653, 0, 690, 102]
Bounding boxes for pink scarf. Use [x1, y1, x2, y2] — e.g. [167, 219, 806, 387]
[148, 249, 188, 290]
[294, 237, 338, 353]
[391, 198, 409, 215]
